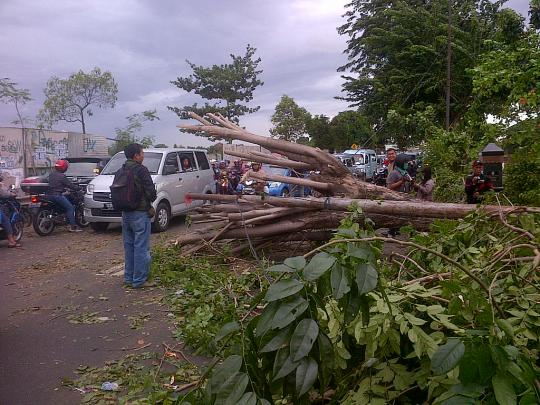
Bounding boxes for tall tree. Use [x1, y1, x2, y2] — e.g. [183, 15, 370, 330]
[270, 95, 311, 142]
[531, 0, 540, 30]
[38, 67, 118, 134]
[168, 45, 263, 135]
[0, 78, 33, 176]
[306, 115, 332, 150]
[108, 110, 158, 156]
[329, 110, 374, 151]
[337, 0, 510, 147]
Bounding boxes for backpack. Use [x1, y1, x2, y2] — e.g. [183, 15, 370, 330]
[110, 165, 142, 211]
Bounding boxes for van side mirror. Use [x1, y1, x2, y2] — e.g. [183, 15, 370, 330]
[163, 164, 178, 175]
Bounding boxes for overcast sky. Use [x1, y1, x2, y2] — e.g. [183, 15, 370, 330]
[0, 0, 531, 148]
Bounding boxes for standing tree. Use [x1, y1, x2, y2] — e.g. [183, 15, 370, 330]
[306, 115, 332, 150]
[168, 44, 263, 137]
[38, 67, 118, 134]
[270, 95, 311, 142]
[0, 78, 33, 176]
[108, 110, 158, 156]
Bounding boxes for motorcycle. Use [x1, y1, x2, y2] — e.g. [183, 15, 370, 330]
[31, 190, 89, 236]
[0, 194, 24, 243]
[373, 165, 388, 187]
[237, 179, 269, 195]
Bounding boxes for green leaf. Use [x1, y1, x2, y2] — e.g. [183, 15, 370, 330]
[284, 256, 306, 270]
[431, 338, 465, 375]
[496, 318, 514, 339]
[209, 355, 243, 394]
[303, 252, 336, 281]
[258, 400, 271, 405]
[271, 296, 309, 330]
[215, 321, 240, 342]
[492, 374, 516, 405]
[236, 392, 257, 405]
[273, 347, 299, 380]
[260, 326, 292, 353]
[265, 279, 304, 302]
[330, 264, 350, 299]
[215, 372, 249, 405]
[290, 319, 319, 362]
[295, 357, 318, 396]
[266, 264, 296, 273]
[355, 263, 378, 294]
[347, 244, 372, 261]
[256, 302, 279, 337]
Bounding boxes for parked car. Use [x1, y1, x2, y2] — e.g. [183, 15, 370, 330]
[340, 149, 377, 180]
[84, 148, 214, 232]
[266, 166, 310, 197]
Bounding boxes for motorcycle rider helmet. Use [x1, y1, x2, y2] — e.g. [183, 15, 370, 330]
[54, 159, 69, 173]
[218, 161, 227, 169]
[252, 161, 261, 170]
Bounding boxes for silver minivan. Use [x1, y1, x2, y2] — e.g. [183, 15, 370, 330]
[84, 148, 214, 232]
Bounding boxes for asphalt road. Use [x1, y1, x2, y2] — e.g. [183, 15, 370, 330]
[0, 217, 188, 405]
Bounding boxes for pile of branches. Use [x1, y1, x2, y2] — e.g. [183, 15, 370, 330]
[177, 113, 539, 253]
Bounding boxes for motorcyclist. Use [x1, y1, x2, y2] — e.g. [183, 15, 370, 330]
[239, 162, 267, 194]
[229, 160, 243, 191]
[217, 161, 231, 194]
[0, 173, 20, 247]
[47, 159, 83, 232]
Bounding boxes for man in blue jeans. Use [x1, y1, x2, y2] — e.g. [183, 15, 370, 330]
[48, 159, 83, 232]
[119, 144, 157, 288]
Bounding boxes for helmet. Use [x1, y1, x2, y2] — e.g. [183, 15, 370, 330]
[55, 159, 69, 173]
[472, 159, 483, 167]
[218, 161, 227, 168]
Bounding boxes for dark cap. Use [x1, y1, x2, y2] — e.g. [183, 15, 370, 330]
[472, 159, 483, 167]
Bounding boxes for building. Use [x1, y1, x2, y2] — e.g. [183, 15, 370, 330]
[0, 127, 108, 187]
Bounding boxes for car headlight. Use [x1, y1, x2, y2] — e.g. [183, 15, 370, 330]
[359, 167, 365, 172]
[86, 184, 94, 195]
[270, 182, 281, 188]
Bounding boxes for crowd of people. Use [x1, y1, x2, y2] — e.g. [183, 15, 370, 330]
[210, 159, 267, 195]
[383, 147, 492, 203]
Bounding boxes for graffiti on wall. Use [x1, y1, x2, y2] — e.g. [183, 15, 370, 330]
[25, 128, 69, 168]
[83, 137, 97, 153]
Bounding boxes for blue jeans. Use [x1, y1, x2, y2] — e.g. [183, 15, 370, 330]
[0, 211, 13, 235]
[46, 195, 76, 226]
[122, 211, 151, 287]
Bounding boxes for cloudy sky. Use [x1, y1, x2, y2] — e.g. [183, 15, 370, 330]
[0, 0, 531, 147]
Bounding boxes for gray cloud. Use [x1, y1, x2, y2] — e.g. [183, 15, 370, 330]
[0, 0, 531, 147]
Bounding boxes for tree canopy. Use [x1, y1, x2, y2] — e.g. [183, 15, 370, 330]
[108, 110, 158, 156]
[337, 0, 515, 148]
[38, 67, 117, 134]
[270, 95, 311, 142]
[0, 78, 32, 127]
[168, 44, 263, 135]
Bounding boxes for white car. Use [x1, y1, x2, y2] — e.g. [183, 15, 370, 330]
[84, 148, 214, 232]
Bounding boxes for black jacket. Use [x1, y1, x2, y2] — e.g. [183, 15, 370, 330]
[124, 159, 157, 211]
[48, 170, 79, 195]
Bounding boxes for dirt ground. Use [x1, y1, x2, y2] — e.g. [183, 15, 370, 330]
[0, 218, 188, 405]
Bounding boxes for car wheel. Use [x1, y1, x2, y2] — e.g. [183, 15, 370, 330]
[280, 188, 290, 197]
[75, 205, 90, 227]
[152, 202, 170, 233]
[90, 222, 109, 232]
[32, 208, 55, 236]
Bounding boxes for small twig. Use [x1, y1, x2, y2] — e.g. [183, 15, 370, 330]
[405, 272, 452, 285]
[497, 209, 535, 241]
[390, 252, 429, 276]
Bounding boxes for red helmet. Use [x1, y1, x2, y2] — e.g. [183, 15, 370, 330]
[55, 159, 69, 173]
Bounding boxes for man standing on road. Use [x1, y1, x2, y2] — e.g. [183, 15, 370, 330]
[117, 144, 157, 288]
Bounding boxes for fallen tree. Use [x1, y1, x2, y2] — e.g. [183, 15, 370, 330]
[177, 113, 540, 253]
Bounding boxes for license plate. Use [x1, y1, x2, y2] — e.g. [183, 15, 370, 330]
[29, 202, 41, 208]
[103, 203, 113, 210]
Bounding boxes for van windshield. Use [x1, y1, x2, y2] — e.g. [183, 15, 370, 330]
[344, 154, 365, 165]
[102, 152, 162, 175]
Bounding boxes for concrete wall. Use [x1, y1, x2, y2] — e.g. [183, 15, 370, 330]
[0, 127, 108, 186]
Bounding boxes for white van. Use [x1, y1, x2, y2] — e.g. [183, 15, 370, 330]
[342, 149, 378, 180]
[84, 148, 214, 232]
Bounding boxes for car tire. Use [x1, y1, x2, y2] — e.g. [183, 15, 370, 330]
[280, 188, 290, 197]
[90, 222, 109, 232]
[152, 202, 170, 233]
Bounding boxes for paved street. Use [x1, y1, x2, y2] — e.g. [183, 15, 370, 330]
[0, 217, 188, 405]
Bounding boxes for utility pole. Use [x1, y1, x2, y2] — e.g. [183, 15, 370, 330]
[445, 0, 452, 130]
